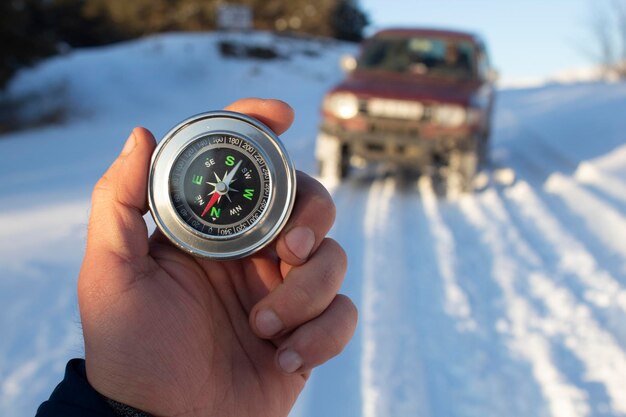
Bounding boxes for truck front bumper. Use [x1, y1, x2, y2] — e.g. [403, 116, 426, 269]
[317, 121, 477, 166]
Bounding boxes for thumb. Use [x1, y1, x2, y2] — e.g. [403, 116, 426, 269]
[85, 127, 156, 261]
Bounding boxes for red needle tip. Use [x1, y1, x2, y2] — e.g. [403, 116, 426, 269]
[201, 192, 220, 217]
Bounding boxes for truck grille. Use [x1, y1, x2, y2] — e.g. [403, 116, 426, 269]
[366, 118, 421, 137]
[359, 98, 433, 123]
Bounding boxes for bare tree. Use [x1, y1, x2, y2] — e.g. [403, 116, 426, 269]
[586, 0, 626, 79]
[613, 0, 626, 77]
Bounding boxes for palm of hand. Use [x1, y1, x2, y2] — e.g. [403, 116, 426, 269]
[81, 240, 304, 417]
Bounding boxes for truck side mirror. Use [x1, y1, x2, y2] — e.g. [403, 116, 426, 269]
[340, 55, 357, 72]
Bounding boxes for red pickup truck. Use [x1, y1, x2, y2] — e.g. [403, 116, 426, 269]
[316, 28, 496, 191]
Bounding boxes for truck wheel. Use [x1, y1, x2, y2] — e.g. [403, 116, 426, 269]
[318, 146, 350, 180]
[446, 148, 478, 194]
[478, 132, 491, 166]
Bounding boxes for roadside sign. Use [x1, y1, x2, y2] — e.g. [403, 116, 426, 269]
[217, 5, 253, 31]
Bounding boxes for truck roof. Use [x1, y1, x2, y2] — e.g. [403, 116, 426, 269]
[374, 27, 482, 43]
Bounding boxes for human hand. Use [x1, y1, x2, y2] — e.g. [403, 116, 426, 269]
[78, 99, 357, 417]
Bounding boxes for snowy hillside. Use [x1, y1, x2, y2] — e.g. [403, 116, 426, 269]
[2, 32, 626, 417]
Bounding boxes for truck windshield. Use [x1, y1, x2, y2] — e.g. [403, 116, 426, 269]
[358, 36, 476, 80]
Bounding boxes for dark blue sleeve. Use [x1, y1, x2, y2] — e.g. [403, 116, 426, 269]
[36, 359, 116, 417]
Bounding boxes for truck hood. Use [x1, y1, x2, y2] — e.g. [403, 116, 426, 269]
[332, 71, 483, 106]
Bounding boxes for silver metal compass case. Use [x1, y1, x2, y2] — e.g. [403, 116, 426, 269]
[148, 111, 297, 260]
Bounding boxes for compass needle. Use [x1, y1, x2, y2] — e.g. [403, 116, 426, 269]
[201, 192, 221, 217]
[149, 111, 295, 259]
[223, 160, 243, 186]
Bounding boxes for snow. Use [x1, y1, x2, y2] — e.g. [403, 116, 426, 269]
[2, 31, 626, 417]
[499, 66, 608, 90]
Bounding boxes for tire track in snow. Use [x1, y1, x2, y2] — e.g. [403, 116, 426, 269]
[436, 194, 550, 417]
[511, 145, 626, 286]
[472, 188, 626, 416]
[418, 178, 477, 332]
[502, 180, 626, 333]
[360, 177, 431, 417]
[545, 173, 626, 277]
[412, 184, 550, 417]
[361, 177, 535, 417]
[460, 190, 591, 417]
[326, 179, 368, 417]
[511, 131, 626, 279]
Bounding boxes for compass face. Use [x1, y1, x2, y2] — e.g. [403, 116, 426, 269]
[169, 135, 270, 238]
[149, 111, 296, 260]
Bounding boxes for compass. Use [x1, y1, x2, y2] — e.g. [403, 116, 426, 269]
[148, 111, 296, 259]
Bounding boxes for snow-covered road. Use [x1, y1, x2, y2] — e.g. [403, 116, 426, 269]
[325, 171, 626, 417]
[2, 33, 626, 417]
[298, 81, 626, 417]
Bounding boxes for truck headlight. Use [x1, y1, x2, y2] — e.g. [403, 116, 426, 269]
[323, 93, 359, 119]
[434, 104, 466, 127]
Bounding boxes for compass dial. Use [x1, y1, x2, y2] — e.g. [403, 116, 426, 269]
[170, 136, 270, 238]
[149, 111, 296, 260]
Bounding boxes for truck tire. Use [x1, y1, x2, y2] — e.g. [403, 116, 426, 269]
[478, 131, 491, 166]
[318, 145, 350, 180]
[446, 148, 478, 194]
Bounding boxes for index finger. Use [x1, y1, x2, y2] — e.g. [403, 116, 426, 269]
[275, 172, 336, 268]
[225, 98, 295, 135]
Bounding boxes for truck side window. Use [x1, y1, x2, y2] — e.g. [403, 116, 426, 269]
[477, 48, 490, 80]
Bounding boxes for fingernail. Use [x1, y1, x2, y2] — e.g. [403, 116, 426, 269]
[278, 349, 303, 373]
[255, 309, 284, 337]
[121, 131, 136, 156]
[285, 226, 315, 260]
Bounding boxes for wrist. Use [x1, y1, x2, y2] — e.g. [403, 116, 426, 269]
[106, 398, 153, 417]
[84, 355, 207, 417]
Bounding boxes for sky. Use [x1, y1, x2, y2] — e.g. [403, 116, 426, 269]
[359, 0, 600, 82]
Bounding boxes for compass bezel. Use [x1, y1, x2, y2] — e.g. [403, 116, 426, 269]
[148, 111, 296, 260]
